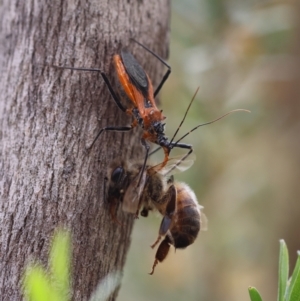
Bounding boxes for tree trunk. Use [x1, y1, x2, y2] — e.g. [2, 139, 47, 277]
[0, 1, 170, 300]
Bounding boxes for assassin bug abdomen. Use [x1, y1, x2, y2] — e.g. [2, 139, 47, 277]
[113, 50, 166, 135]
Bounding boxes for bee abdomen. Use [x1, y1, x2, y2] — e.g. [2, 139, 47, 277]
[171, 215, 201, 249]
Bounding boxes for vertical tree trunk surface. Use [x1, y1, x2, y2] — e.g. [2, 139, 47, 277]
[0, 1, 170, 300]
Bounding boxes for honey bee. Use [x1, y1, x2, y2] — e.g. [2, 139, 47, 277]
[106, 155, 207, 274]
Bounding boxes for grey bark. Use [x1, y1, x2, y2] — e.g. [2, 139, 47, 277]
[0, 1, 170, 300]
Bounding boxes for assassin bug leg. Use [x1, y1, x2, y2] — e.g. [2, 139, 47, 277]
[173, 109, 251, 145]
[131, 38, 171, 97]
[89, 125, 133, 150]
[137, 138, 150, 187]
[51, 65, 127, 113]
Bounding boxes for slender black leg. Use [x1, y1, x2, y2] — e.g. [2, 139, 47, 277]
[169, 141, 192, 150]
[88, 126, 133, 149]
[51, 65, 102, 73]
[149, 140, 192, 156]
[100, 72, 127, 112]
[148, 146, 161, 157]
[51, 65, 128, 112]
[137, 138, 150, 186]
[153, 68, 171, 97]
[132, 138, 150, 217]
[130, 38, 171, 97]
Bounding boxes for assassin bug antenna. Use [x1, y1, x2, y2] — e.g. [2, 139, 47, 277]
[174, 109, 251, 146]
[148, 87, 250, 175]
[161, 108, 251, 175]
[169, 87, 200, 145]
[148, 86, 250, 157]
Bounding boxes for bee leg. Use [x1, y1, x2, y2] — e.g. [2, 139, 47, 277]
[151, 185, 177, 248]
[149, 237, 171, 275]
[150, 235, 162, 249]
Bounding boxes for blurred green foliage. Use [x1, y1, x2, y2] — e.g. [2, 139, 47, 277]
[249, 240, 300, 301]
[22, 230, 121, 301]
[249, 287, 263, 301]
[23, 230, 71, 301]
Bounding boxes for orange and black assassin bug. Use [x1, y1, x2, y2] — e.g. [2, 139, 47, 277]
[53, 40, 195, 185]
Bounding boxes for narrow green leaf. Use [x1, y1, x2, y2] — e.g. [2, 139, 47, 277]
[286, 251, 300, 301]
[49, 230, 71, 299]
[248, 287, 263, 301]
[278, 239, 289, 301]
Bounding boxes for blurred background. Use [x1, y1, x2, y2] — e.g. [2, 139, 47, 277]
[119, 0, 300, 300]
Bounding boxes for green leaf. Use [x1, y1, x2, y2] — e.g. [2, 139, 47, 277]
[285, 251, 300, 301]
[248, 286, 263, 301]
[278, 239, 289, 301]
[49, 230, 71, 299]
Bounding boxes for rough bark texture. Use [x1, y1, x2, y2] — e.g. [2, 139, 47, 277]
[0, 1, 170, 300]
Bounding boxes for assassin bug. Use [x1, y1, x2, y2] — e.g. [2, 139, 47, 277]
[52, 40, 250, 187]
[52, 40, 194, 185]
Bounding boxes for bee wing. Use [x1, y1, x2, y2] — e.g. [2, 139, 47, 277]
[122, 169, 147, 213]
[199, 205, 208, 231]
[149, 153, 196, 177]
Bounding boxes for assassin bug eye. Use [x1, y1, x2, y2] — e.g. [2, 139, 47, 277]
[111, 166, 124, 184]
